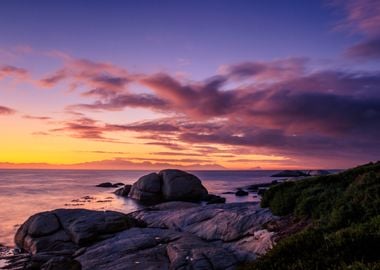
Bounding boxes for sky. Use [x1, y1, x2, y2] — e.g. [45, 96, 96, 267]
[0, 0, 379, 170]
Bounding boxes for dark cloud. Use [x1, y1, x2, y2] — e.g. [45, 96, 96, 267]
[0, 105, 16, 115]
[39, 69, 67, 87]
[224, 57, 308, 81]
[70, 93, 168, 111]
[36, 53, 380, 167]
[345, 38, 380, 59]
[50, 117, 108, 140]
[0, 65, 28, 79]
[140, 73, 234, 118]
[332, 0, 380, 61]
[23, 115, 52, 120]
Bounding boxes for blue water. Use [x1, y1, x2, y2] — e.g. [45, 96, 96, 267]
[0, 169, 278, 246]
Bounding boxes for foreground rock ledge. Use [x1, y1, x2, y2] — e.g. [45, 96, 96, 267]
[10, 202, 277, 270]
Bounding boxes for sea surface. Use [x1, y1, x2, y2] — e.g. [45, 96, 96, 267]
[0, 169, 280, 247]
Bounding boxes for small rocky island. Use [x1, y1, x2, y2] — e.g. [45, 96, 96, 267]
[3, 170, 279, 270]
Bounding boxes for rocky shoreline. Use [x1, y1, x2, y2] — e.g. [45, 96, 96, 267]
[0, 169, 319, 270]
[2, 202, 280, 270]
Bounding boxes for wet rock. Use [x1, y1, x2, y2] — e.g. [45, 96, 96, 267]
[113, 182, 125, 187]
[114, 184, 132, 197]
[95, 182, 114, 188]
[204, 194, 226, 204]
[235, 189, 249, 196]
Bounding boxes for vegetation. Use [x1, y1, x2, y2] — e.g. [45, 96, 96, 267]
[241, 161, 380, 270]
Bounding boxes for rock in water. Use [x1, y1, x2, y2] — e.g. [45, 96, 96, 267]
[95, 182, 114, 188]
[114, 184, 132, 197]
[128, 173, 162, 202]
[205, 194, 226, 204]
[159, 169, 208, 201]
[128, 169, 208, 203]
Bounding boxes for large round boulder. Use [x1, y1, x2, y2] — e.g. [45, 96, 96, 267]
[128, 173, 162, 202]
[159, 169, 208, 201]
[128, 169, 208, 203]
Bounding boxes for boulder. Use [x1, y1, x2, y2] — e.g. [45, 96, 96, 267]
[113, 182, 125, 187]
[128, 170, 208, 203]
[96, 182, 125, 188]
[128, 173, 162, 202]
[95, 182, 114, 188]
[204, 194, 226, 204]
[114, 184, 132, 197]
[15, 209, 143, 254]
[159, 169, 208, 201]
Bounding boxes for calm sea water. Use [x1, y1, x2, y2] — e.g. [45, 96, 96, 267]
[0, 169, 278, 247]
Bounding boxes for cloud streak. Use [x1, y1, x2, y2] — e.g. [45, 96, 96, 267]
[0, 105, 16, 115]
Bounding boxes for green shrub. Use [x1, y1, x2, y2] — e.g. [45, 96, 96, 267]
[242, 162, 380, 270]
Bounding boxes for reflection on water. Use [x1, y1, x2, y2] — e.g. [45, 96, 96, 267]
[0, 169, 277, 246]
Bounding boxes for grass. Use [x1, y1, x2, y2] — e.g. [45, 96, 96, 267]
[240, 161, 380, 270]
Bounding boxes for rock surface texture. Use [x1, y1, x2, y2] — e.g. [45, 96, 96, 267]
[9, 202, 277, 270]
[15, 209, 142, 255]
[128, 169, 208, 203]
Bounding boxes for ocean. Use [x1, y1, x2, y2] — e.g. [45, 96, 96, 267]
[0, 169, 279, 247]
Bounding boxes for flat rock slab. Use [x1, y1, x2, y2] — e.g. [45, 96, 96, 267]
[77, 228, 237, 270]
[130, 202, 275, 242]
[12, 202, 277, 270]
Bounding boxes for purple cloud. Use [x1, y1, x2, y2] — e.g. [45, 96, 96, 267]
[345, 38, 380, 59]
[0, 105, 16, 115]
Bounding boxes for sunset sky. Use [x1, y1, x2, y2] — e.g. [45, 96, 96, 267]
[0, 0, 379, 170]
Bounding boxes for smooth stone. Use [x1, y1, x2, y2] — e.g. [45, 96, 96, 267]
[205, 194, 226, 204]
[114, 185, 132, 197]
[95, 182, 114, 188]
[128, 173, 162, 202]
[159, 169, 208, 201]
[15, 209, 143, 254]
